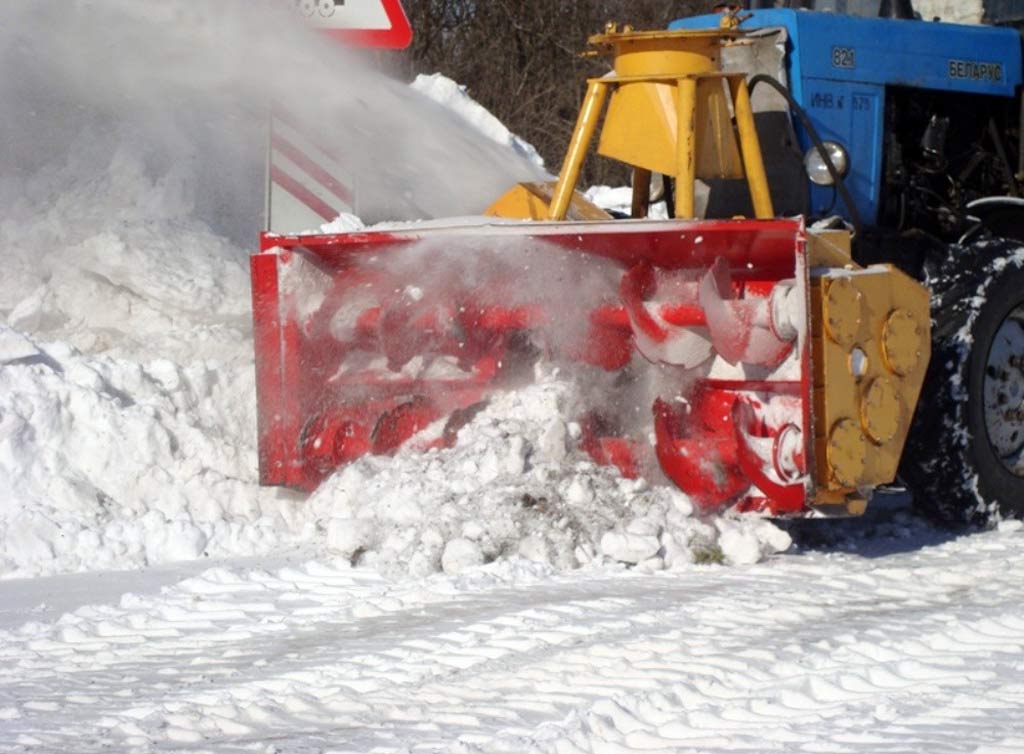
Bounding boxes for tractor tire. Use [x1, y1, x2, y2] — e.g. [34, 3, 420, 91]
[901, 238, 1024, 524]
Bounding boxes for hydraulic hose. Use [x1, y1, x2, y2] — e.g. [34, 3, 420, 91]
[747, 74, 864, 233]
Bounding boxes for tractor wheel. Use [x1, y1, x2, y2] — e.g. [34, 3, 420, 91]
[901, 238, 1024, 524]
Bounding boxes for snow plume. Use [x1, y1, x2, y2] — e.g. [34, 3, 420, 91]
[345, 233, 623, 357]
[0, 0, 545, 239]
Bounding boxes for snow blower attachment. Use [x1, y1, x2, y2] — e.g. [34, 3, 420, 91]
[251, 26, 931, 517]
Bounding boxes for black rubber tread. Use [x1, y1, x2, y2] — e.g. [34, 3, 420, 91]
[901, 238, 1024, 525]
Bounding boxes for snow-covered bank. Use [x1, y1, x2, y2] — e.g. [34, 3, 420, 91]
[0, 145, 309, 578]
[412, 73, 547, 172]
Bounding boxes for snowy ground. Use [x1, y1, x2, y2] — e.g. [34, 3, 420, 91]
[3, 512, 1024, 753]
[3, 4, 1024, 751]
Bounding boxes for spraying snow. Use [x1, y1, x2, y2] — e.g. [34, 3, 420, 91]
[0, 0, 545, 236]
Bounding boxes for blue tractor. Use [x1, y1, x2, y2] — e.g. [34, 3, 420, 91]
[673, 1, 1024, 522]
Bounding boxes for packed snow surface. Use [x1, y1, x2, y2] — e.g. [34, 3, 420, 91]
[584, 185, 670, 220]
[2, 519, 1024, 752]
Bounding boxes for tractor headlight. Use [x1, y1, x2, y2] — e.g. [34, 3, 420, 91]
[804, 141, 849, 186]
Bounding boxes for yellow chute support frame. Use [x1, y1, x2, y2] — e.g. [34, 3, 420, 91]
[487, 24, 774, 222]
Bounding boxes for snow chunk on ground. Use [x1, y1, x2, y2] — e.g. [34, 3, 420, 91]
[717, 517, 793, 566]
[310, 377, 791, 577]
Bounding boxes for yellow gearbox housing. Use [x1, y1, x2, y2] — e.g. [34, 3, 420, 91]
[807, 233, 931, 513]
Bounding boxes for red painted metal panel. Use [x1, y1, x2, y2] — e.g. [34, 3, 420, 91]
[250, 252, 286, 486]
[251, 218, 815, 515]
[268, 218, 804, 274]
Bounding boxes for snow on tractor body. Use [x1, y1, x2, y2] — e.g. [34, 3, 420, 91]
[253, 22, 935, 518]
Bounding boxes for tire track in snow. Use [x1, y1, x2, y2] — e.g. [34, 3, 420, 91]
[2, 528, 1024, 753]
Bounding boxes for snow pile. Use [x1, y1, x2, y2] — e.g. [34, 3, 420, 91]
[411, 74, 547, 172]
[0, 124, 792, 580]
[1, 144, 252, 363]
[0, 149, 313, 578]
[0, 144, 790, 579]
[0, 327, 310, 576]
[310, 377, 791, 576]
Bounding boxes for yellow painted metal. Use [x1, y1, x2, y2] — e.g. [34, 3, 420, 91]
[807, 231, 932, 509]
[808, 229, 854, 264]
[597, 75, 744, 182]
[597, 80, 677, 176]
[589, 26, 727, 77]
[697, 77, 744, 178]
[729, 76, 775, 219]
[843, 498, 869, 516]
[718, 7, 751, 31]
[720, 14, 742, 31]
[486, 182, 612, 221]
[543, 26, 766, 221]
[861, 377, 901, 444]
[827, 418, 868, 488]
[882, 309, 926, 376]
[823, 277, 863, 348]
[548, 80, 610, 221]
[675, 77, 698, 219]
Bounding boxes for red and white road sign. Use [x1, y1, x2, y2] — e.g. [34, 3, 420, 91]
[268, 110, 356, 232]
[268, 0, 411, 234]
[291, 0, 412, 49]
